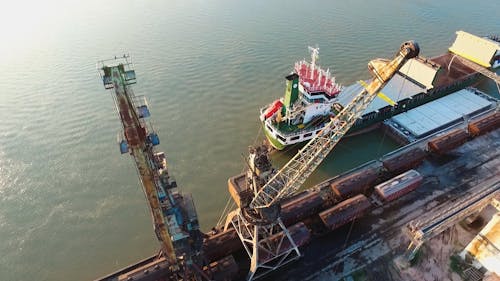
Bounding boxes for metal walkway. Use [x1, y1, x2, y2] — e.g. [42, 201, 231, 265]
[404, 177, 500, 260]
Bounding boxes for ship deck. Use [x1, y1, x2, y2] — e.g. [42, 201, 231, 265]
[271, 115, 329, 134]
[337, 52, 479, 120]
[337, 73, 426, 115]
[431, 53, 477, 87]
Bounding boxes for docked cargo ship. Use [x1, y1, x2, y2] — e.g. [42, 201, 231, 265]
[261, 31, 500, 150]
[260, 47, 343, 150]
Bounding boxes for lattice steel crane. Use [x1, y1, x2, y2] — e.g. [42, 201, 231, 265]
[226, 41, 420, 280]
[97, 56, 205, 280]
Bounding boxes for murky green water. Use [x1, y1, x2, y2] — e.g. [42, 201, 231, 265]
[0, 0, 498, 280]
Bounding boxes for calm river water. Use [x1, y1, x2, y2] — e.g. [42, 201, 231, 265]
[0, 0, 498, 280]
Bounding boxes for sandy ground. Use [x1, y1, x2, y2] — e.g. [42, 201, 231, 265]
[397, 226, 471, 281]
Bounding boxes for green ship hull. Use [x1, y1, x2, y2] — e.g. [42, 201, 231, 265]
[263, 123, 286, 150]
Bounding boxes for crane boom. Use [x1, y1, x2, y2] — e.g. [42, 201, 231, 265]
[104, 62, 177, 264]
[250, 41, 420, 209]
[97, 57, 205, 279]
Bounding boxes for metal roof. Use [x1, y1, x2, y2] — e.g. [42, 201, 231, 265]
[463, 213, 500, 276]
[449, 30, 500, 67]
[390, 88, 493, 138]
[399, 57, 440, 89]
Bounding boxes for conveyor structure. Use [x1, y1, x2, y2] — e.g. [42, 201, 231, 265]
[97, 56, 206, 280]
[404, 178, 500, 261]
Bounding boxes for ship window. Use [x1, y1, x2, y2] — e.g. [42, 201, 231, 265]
[277, 135, 286, 142]
[266, 125, 273, 132]
[304, 133, 312, 138]
[290, 136, 300, 141]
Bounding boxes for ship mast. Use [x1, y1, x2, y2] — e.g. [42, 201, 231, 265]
[308, 46, 320, 79]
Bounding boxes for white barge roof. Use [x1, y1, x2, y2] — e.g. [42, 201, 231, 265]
[387, 88, 494, 139]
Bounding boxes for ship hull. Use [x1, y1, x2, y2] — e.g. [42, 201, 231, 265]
[263, 122, 286, 150]
[262, 118, 328, 150]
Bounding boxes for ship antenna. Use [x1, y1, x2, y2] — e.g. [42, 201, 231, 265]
[308, 46, 319, 66]
[308, 46, 320, 79]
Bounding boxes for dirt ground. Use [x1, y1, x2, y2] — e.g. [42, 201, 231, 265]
[375, 206, 498, 281]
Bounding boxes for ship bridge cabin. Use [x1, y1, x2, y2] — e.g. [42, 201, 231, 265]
[299, 85, 339, 104]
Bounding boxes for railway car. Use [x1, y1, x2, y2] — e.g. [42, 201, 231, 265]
[202, 221, 311, 263]
[203, 229, 240, 263]
[319, 194, 371, 230]
[382, 147, 426, 174]
[468, 112, 500, 137]
[427, 129, 469, 154]
[374, 169, 423, 202]
[330, 162, 382, 200]
[280, 190, 325, 226]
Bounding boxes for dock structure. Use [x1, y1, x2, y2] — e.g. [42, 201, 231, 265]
[93, 31, 500, 281]
[96, 56, 239, 281]
[98, 56, 182, 265]
[94, 105, 500, 281]
[296, 119, 500, 281]
[460, 208, 500, 277]
[404, 178, 500, 261]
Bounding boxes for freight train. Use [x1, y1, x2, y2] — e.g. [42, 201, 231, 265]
[428, 112, 500, 154]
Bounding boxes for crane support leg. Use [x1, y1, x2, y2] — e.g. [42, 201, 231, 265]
[231, 212, 300, 280]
